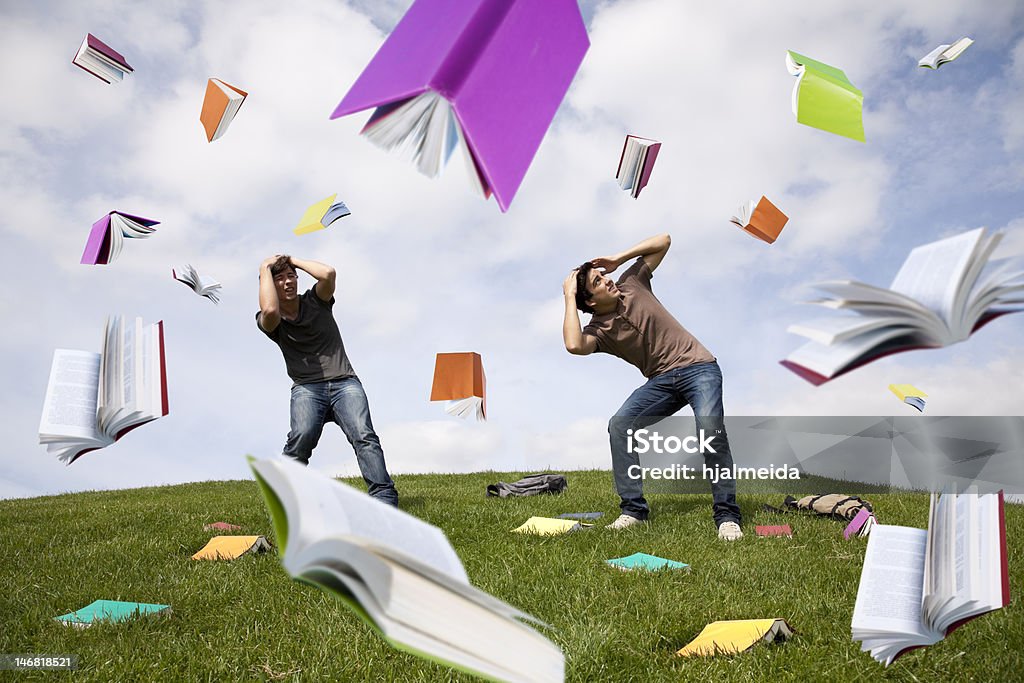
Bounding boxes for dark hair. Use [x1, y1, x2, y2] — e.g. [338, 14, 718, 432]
[575, 262, 596, 314]
[270, 255, 295, 277]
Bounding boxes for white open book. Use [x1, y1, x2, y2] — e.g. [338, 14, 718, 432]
[782, 228, 1024, 384]
[919, 38, 973, 70]
[172, 264, 222, 304]
[38, 316, 168, 464]
[851, 490, 1009, 666]
[248, 457, 564, 683]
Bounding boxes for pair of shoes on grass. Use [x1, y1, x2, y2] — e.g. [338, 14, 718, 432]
[606, 514, 744, 541]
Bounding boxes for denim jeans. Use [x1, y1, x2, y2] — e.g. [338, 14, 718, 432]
[283, 377, 398, 507]
[608, 361, 741, 525]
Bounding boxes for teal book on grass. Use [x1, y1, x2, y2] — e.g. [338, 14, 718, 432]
[606, 552, 689, 572]
[55, 600, 171, 627]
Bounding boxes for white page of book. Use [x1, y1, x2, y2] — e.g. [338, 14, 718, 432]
[852, 525, 940, 641]
[978, 494, 1003, 608]
[889, 228, 983, 322]
[39, 350, 102, 440]
[785, 325, 921, 377]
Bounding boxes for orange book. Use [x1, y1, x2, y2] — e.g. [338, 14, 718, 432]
[200, 78, 248, 142]
[729, 196, 789, 244]
[430, 352, 486, 421]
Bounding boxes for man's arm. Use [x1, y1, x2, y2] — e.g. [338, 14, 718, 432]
[563, 270, 598, 355]
[590, 233, 672, 275]
[290, 256, 337, 302]
[258, 256, 282, 333]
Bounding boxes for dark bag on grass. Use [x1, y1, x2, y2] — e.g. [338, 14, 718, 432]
[783, 493, 872, 521]
[486, 473, 568, 498]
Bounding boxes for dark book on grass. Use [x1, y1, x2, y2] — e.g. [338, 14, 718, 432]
[72, 34, 133, 84]
[330, 0, 590, 212]
[81, 211, 159, 265]
[38, 316, 168, 464]
[782, 228, 1024, 384]
[56, 600, 170, 627]
[557, 512, 603, 521]
[616, 135, 661, 199]
[249, 457, 564, 683]
[851, 490, 1010, 666]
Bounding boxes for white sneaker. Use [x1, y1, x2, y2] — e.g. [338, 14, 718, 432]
[607, 514, 646, 530]
[717, 521, 743, 541]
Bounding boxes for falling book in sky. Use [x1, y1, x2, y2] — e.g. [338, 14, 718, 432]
[72, 34, 133, 84]
[173, 264, 221, 304]
[615, 135, 661, 199]
[782, 228, 1024, 384]
[430, 352, 486, 421]
[919, 38, 973, 70]
[889, 384, 927, 412]
[294, 194, 351, 235]
[786, 51, 864, 142]
[38, 316, 168, 464]
[330, 0, 590, 212]
[81, 211, 158, 265]
[200, 78, 248, 142]
[729, 196, 789, 244]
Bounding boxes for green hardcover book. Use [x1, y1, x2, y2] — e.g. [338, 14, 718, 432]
[606, 552, 689, 572]
[786, 51, 865, 142]
[55, 600, 171, 627]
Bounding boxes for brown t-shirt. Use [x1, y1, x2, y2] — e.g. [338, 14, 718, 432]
[583, 258, 714, 378]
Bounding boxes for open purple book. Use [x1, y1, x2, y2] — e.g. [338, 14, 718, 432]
[81, 212, 159, 265]
[331, 0, 589, 212]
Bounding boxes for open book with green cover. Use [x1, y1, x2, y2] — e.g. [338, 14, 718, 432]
[786, 51, 864, 142]
[248, 457, 563, 683]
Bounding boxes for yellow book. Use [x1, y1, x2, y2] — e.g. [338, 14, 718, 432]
[676, 618, 793, 657]
[511, 517, 589, 536]
[889, 384, 928, 412]
[191, 535, 272, 561]
[294, 194, 351, 235]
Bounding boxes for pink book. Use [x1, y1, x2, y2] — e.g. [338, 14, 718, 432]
[635, 142, 661, 198]
[843, 508, 872, 539]
[330, 0, 590, 212]
[72, 34, 134, 83]
[755, 525, 793, 538]
[204, 522, 242, 532]
[80, 211, 159, 265]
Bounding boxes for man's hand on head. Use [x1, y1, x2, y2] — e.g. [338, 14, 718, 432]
[564, 269, 579, 297]
[589, 255, 622, 274]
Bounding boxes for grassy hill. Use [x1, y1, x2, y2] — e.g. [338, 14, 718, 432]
[1, 470, 1020, 681]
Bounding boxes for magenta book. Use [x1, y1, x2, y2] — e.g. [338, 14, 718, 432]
[330, 0, 590, 212]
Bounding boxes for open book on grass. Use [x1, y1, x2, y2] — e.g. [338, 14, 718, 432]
[782, 228, 1024, 384]
[851, 490, 1009, 666]
[330, 0, 589, 212]
[677, 619, 793, 657]
[605, 552, 688, 572]
[248, 457, 563, 683]
[39, 316, 168, 464]
[56, 600, 170, 627]
[192, 535, 272, 561]
[512, 517, 589, 536]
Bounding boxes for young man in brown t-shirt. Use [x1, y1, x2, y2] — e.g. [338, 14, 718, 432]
[562, 234, 742, 539]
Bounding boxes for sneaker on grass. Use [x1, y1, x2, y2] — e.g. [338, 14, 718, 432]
[607, 514, 646, 530]
[717, 521, 743, 541]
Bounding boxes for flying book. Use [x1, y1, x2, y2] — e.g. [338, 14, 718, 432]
[889, 384, 927, 412]
[512, 517, 589, 536]
[329, 0, 590, 212]
[294, 194, 351, 235]
[605, 552, 689, 572]
[72, 34, 133, 84]
[781, 228, 1024, 384]
[729, 196, 789, 244]
[755, 525, 793, 538]
[192, 535, 272, 561]
[200, 78, 248, 142]
[851, 490, 1010, 666]
[557, 512, 603, 521]
[677, 619, 794, 657]
[248, 457, 564, 683]
[203, 522, 242, 532]
[55, 600, 170, 628]
[172, 264, 221, 304]
[919, 38, 973, 70]
[81, 211, 159, 265]
[38, 316, 168, 464]
[615, 135, 661, 199]
[430, 352, 486, 421]
[786, 51, 865, 142]
[844, 508, 875, 539]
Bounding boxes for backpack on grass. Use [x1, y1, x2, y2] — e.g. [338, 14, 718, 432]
[780, 493, 873, 521]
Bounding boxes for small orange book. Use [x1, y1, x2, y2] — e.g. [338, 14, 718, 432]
[729, 196, 789, 244]
[430, 352, 486, 421]
[200, 78, 248, 142]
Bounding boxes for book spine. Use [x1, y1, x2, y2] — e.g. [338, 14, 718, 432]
[80, 214, 112, 265]
[158, 321, 169, 416]
[432, 0, 515, 99]
[999, 490, 1010, 606]
[636, 143, 661, 197]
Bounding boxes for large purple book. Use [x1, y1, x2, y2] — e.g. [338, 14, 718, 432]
[72, 34, 134, 83]
[331, 0, 589, 212]
[81, 211, 158, 265]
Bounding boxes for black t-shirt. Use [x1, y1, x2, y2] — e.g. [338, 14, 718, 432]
[256, 288, 356, 384]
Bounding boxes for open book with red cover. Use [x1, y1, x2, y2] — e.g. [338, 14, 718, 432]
[851, 490, 1010, 666]
[616, 135, 661, 199]
[330, 0, 589, 212]
[38, 316, 168, 464]
[72, 33, 133, 84]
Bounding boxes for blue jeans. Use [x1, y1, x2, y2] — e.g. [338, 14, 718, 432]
[283, 377, 398, 507]
[608, 361, 741, 525]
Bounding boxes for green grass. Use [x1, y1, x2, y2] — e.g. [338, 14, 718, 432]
[0, 470, 1021, 681]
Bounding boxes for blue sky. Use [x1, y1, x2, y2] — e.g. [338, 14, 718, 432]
[1, 0, 1023, 499]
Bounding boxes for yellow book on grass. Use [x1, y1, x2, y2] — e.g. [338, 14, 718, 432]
[192, 535, 272, 560]
[512, 517, 590, 536]
[676, 618, 793, 657]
